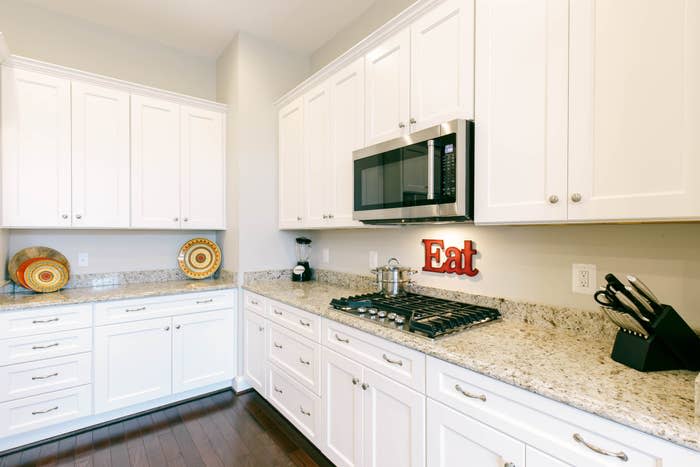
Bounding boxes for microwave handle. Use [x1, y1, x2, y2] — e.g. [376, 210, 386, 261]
[427, 139, 435, 200]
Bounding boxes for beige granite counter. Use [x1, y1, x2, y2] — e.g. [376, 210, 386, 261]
[0, 277, 236, 312]
[243, 278, 700, 452]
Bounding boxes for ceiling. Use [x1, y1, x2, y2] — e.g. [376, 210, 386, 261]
[19, 0, 378, 58]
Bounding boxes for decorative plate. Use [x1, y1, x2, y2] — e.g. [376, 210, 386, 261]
[8, 247, 70, 288]
[22, 259, 70, 293]
[15, 257, 50, 289]
[177, 238, 221, 279]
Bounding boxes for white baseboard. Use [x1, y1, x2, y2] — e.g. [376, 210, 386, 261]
[232, 375, 254, 393]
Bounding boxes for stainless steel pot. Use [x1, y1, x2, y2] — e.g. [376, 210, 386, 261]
[371, 258, 417, 297]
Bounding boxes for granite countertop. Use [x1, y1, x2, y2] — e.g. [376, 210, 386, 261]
[0, 277, 236, 312]
[243, 279, 700, 452]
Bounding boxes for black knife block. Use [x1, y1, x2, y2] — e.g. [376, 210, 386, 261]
[610, 305, 700, 372]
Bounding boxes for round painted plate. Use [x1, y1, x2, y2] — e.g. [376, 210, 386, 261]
[8, 247, 69, 287]
[16, 257, 50, 289]
[177, 238, 222, 280]
[23, 259, 70, 293]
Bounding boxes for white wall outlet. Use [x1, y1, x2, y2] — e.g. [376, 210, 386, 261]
[78, 252, 89, 267]
[369, 251, 379, 269]
[322, 248, 330, 264]
[572, 263, 596, 294]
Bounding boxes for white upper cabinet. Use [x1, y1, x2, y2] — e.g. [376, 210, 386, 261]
[131, 95, 182, 229]
[180, 105, 226, 229]
[568, 0, 700, 221]
[474, 0, 569, 224]
[71, 81, 130, 228]
[303, 82, 332, 228]
[365, 28, 411, 145]
[410, 0, 475, 132]
[278, 97, 305, 228]
[1, 67, 71, 227]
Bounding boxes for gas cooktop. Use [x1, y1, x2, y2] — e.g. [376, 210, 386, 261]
[329, 293, 501, 339]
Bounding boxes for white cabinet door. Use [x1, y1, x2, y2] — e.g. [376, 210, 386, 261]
[243, 309, 267, 394]
[474, 0, 569, 224]
[131, 95, 181, 229]
[410, 0, 474, 131]
[1, 67, 71, 227]
[568, 0, 700, 221]
[303, 83, 332, 227]
[362, 367, 425, 467]
[180, 105, 226, 229]
[527, 446, 571, 467]
[365, 28, 410, 145]
[427, 399, 525, 467]
[172, 310, 234, 393]
[278, 97, 305, 228]
[94, 317, 172, 413]
[71, 81, 130, 228]
[322, 349, 363, 467]
[329, 57, 365, 228]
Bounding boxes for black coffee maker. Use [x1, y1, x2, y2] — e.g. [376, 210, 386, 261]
[292, 237, 312, 282]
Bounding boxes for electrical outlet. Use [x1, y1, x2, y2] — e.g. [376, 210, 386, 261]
[572, 263, 596, 294]
[322, 248, 330, 264]
[78, 252, 89, 267]
[369, 251, 378, 269]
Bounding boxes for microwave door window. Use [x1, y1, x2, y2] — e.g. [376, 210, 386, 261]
[402, 145, 428, 203]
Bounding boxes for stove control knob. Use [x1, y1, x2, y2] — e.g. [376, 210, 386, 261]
[377, 310, 387, 319]
[367, 308, 378, 316]
[387, 312, 397, 321]
[395, 316, 405, 325]
[357, 307, 367, 314]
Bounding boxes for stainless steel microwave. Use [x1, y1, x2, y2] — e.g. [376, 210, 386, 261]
[352, 119, 474, 224]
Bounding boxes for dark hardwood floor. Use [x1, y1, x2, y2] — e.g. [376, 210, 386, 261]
[0, 390, 335, 467]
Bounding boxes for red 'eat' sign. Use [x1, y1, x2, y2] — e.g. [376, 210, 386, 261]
[421, 239, 479, 277]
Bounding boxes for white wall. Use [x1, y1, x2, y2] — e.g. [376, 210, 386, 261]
[8, 230, 216, 274]
[0, 0, 216, 99]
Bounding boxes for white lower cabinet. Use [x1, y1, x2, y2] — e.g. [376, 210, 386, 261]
[527, 447, 570, 467]
[268, 364, 321, 444]
[427, 398, 525, 467]
[243, 309, 267, 394]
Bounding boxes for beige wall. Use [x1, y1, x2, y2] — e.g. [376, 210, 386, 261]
[0, 0, 217, 99]
[310, 0, 416, 72]
[0, 230, 7, 282]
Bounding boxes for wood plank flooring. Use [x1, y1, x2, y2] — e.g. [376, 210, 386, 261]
[0, 390, 334, 467]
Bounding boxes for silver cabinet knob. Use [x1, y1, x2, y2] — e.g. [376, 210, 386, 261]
[183, 217, 188, 222]
[75, 214, 82, 219]
[409, 117, 416, 124]
[322, 214, 328, 219]
[361, 383, 369, 390]
[571, 193, 582, 203]
[175, 325, 181, 330]
[258, 326, 265, 332]
[297, 216, 302, 221]
[174, 217, 179, 222]
[328, 214, 334, 219]
[398, 122, 406, 128]
[352, 377, 359, 385]
[61, 214, 69, 219]
[548, 195, 559, 204]
[164, 326, 170, 331]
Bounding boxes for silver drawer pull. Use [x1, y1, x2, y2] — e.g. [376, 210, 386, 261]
[32, 406, 58, 415]
[299, 319, 311, 327]
[32, 318, 59, 324]
[335, 334, 350, 344]
[258, 326, 265, 332]
[273, 385, 283, 394]
[251, 299, 259, 305]
[573, 433, 628, 462]
[125, 306, 146, 313]
[455, 384, 487, 402]
[382, 354, 403, 366]
[299, 357, 310, 365]
[273, 310, 283, 316]
[32, 343, 59, 350]
[273, 342, 283, 349]
[32, 373, 59, 380]
[196, 299, 214, 304]
[299, 406, 311, 416]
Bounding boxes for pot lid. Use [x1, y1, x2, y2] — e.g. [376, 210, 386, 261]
[375, 257, 411, 271]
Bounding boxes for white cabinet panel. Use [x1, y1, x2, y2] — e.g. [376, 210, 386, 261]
[474, 0, 569, 224]
[527, 446, 571, 467]
[365, 28, 410, 145]
[131, 95, 181, 229]
[268, 323, 320, 394]
[71, 81, 130, 228]
[278, 97, 305, 228]
[1, 67, 71, 227]
[427, 398, 525, 467]
[94, 318, 172, 413]
[362, 368, 425, 467]
[410, 0, 474, 131]
[0, 329, 92, 366]
[329, 58, 365, 227]
[180, 105, 226, 229]
[303, 83, 332, 227]
[173, 310, 234, 393]
[243, 309, 267, 394]
[268, 364, 322, 444]
[0, 304, 92, 339]
[568, 0, 700, 221]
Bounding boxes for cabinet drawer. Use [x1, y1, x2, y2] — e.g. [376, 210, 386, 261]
[323, 320, 425, 392]
[268, 364, 321, 444]
[94, 290, 235, 325]
[0, 304, 92, 339]
[268, 301, 320, 342]
[243, 291, 267, 315]
[268, 324, 320, 395]
[0, 328, 92, 366]
[0, 353, 91, 403]
[0, 384, 92, 437]
[426, 357, 661, 466]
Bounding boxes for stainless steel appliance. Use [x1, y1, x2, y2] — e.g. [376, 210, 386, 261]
[353, 119, 474, 224]
[371, 257, 417, 297]
[329, 293, 500, 339]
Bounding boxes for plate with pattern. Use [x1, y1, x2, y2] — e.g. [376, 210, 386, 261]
[8, 247, 70, 290]
[177, 238, 221, 279]
[23, 259, 70, 293]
